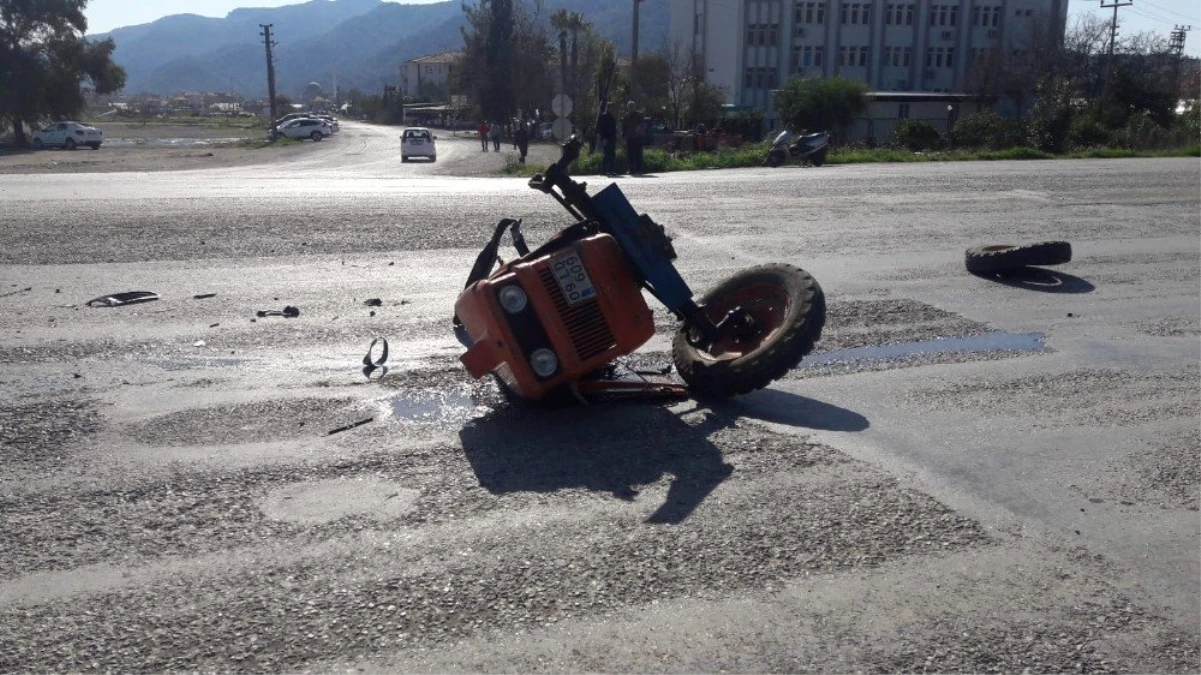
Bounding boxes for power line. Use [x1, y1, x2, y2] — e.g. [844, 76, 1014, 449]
[1141, 0, 1199, 23]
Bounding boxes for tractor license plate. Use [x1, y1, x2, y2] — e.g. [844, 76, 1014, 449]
[551, 252, 596, 305]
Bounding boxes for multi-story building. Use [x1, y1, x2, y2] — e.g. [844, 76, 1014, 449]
[399, 51, 463, 100]
[670, 0, 1068, 133]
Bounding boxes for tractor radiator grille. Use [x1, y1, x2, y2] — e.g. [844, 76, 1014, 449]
[538, 268, 615, 361]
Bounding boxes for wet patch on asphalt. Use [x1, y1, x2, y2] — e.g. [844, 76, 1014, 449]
[906, 368, 1201, 429]
[0, 434, 990, 672]
[257, 477, 422, 525]
[0, 399, 101, 470]
[123, 397, 367, 447]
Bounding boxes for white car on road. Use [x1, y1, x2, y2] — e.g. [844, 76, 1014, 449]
[274, 118, 332, 142]
[32, 121, 103, 150]
[400, 127, 436, 162]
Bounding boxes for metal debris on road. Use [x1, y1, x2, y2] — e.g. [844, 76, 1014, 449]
[193, 293, 217, 299]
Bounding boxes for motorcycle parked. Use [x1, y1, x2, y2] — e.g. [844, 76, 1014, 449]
[764, 129, 830, 167]
[453, 136, 826, 402]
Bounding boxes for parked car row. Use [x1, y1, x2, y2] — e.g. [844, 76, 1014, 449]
[269, 112, 339, 142]
[32, 121, 103, 150]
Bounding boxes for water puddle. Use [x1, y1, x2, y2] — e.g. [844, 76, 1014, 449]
[147, 357, 254, 371]
[385, 387, 490, 425]
[805, 331, 1046, 366]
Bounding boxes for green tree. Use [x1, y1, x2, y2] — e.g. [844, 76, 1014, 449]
[459, 0, 552, 123]
[773, 76, 868, 141]
[1, 0, 125, 146]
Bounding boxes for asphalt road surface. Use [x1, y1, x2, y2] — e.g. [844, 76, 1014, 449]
[1, 122, 1198, 672]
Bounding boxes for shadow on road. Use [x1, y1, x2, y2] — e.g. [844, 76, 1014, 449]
[716, 388, 871, 432]
[459, 402, 734, 524]
[459, 388, 869, 523]
[971, 267, 1096, 294]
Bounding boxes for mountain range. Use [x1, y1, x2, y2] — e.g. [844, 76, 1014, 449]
[90, 0, 670, 99]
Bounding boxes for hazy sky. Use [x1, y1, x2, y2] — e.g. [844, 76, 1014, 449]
[83, 0, 1199, 55]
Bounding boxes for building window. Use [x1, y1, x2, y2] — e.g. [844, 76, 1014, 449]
[924, 47, 956, 68]
[885, 45, 912, 67]
[885, 4, 914, 26]
[694, 12, 702, 34]
[841, 2, 870, 25]
[746, 23, 780, 47]
[929, 4, 958, 27]
[898, 103, 910, 119]
[744, 67, 779, 90]
[792, 45, 825, 70]
[838, 46, 869, 67]
[972, 5, 1000, 26]
[795, 1, 826, 24]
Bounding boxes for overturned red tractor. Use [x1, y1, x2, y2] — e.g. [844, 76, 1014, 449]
[454, 137, 825, 402]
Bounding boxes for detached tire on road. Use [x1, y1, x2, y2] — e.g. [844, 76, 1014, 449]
[673, 264, 825, 398]
[965, 241, 1072, 274]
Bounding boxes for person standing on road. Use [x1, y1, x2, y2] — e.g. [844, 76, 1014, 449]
[621, 101, 645, 175]
[477, 121, 489, 151]
[597, 103, 617, 176]
[489, 121, 501, 151]
[514, 120, 530, 164]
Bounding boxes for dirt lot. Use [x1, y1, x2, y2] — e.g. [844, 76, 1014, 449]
[0, 121, 560, 175]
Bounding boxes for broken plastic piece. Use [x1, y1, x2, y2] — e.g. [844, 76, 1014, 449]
[86, 291, 160, 307]
[364, 298, 383, 307]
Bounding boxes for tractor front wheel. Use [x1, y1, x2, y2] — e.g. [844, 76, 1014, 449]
[673, 264, 825, 398]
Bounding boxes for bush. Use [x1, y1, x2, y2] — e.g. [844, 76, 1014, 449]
[1119, 110, 1172, 150]
[1174, 103, 1200, 145]
[892, 119, 941, 151]
[1027, 76, 1076, 153]
[948, 111, 1026, 150]
[1067, 114, 1112, 149]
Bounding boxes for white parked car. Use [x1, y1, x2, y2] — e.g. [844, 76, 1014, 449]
[274, 118, 332, 141]
[400, 127, 436, 162]
[33, 121, 103, 150]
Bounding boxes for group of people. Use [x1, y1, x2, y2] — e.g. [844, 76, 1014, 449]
[475, 99, 648, 174]
[597, 100, 645, 176]
[477, 119, 532, 163]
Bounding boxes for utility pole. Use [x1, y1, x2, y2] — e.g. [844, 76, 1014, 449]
[631, 0, 646, 99]
[261, 24, 278, 127]
[1169, 25, 1191, 96]
[1100, 0, 1132, 86]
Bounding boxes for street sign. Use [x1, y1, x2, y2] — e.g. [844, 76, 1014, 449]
[551, 94, 573, 118]
[552, 118, 573, 141]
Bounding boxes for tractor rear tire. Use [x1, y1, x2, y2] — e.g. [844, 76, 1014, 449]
[673, 264, 825, 398]
[965, 241, 1072, 274]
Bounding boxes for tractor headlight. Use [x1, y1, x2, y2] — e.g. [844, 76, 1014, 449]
[529, 348, 558, 377]
[498, 285, 528, 314]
